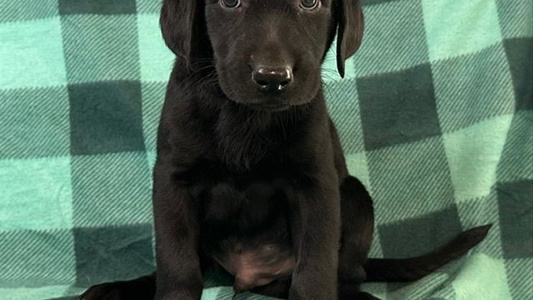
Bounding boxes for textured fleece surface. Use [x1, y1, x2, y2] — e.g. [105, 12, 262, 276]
[0, 0, 531, 299]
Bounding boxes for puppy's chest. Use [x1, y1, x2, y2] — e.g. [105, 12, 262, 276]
[193, 177, 292, 245]
[191, 176, 296, 284]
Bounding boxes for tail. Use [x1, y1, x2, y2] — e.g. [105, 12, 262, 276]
[364, 225, 492, 282]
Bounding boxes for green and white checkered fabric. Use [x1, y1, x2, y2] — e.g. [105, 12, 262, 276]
[0, 0, 531, 299]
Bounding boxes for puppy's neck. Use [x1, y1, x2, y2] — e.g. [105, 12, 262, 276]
[214, 101, 314, 170]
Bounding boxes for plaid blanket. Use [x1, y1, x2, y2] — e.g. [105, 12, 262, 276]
[0, 0, 531, 299]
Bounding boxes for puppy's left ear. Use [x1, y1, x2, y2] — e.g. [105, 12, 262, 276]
[335, 0, 364, 78]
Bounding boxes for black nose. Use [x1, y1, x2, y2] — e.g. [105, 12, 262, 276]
[252, 67, 293, 92]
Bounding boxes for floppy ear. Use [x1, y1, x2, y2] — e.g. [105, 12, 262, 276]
[160, 0, 206, 68]
[336, 0, 364, 78]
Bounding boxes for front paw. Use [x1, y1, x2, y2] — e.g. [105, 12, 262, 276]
[79, 279, 155, 300]
[79, 282, 125, 300]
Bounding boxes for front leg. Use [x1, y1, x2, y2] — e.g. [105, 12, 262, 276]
[153, 161, 203, 300]
[289, 179, 341, 300]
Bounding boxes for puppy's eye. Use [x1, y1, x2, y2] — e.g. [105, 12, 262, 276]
[300, 0, 320, 10]
[220, 0, 241, 8]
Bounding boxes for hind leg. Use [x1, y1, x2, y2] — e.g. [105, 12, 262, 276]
[79, 274, 156, 300]
[79, 254, 210, 300]
[337, 176, 376, 300]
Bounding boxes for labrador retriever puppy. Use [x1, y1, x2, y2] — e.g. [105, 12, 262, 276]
[80, 1, 490, 299]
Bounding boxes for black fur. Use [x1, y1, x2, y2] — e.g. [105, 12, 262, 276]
[80, 1, 489, 300]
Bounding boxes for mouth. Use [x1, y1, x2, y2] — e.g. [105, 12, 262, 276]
[244, 102, 292, 112]
[219, 73, 316, 113]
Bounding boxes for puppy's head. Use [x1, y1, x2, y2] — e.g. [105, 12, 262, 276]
[161, 0, 364, 111]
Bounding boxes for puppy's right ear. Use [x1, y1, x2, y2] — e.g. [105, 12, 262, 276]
[160, 0, 206, 67]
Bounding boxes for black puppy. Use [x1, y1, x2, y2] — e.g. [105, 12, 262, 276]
[80, 1, 490, 299]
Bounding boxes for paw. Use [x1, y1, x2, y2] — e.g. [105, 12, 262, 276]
[79, 282, 128, 300]
[354, 292, 381, 300]
[338, 289, 381, 300]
